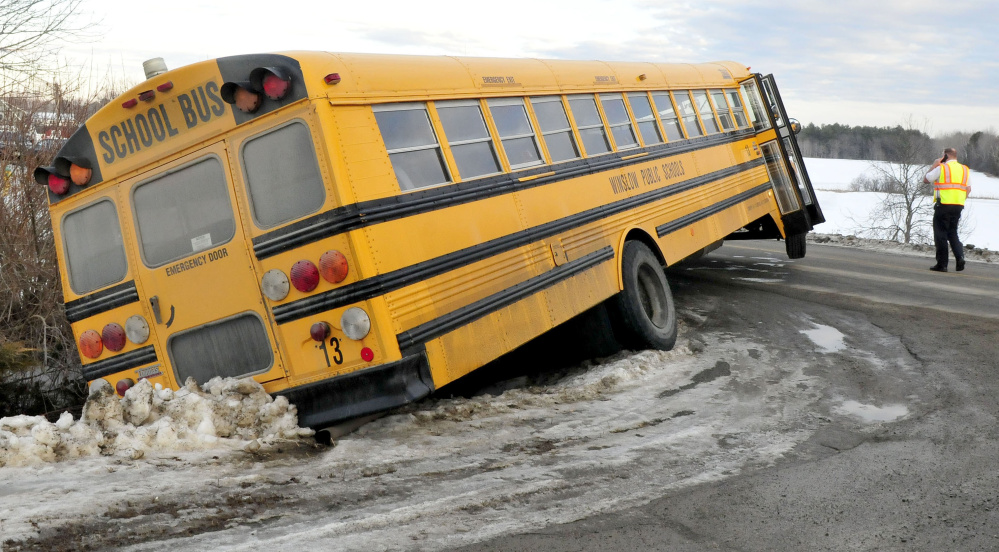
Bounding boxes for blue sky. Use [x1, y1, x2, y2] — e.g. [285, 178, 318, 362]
[61, 0, 998, 136]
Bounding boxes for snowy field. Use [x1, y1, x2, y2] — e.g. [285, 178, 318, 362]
[0, 157, 994, 550]
[804, 158, 999, 251]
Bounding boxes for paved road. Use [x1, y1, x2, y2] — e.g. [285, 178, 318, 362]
[455, 241, 999, 552]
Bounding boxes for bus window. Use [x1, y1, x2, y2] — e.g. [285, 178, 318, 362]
[675, 92, 704, 138]
[739, 80, 770, 131]
[651, 92, 685, 142]
[435, 100, 502, 180]
[692, 90, 720, 134]
[169, 312, 274, 385]
[61, 199, 127, 294]
[488, 98, 544, 170]
[761, 141, 801, 214]
[530, 96, 580, 162]
[600, 93, 638, 150]
[373, 103, 451, 191]
[709, 89, 734, 131]
[132, 157, 236, 267]
[627, 92, 662, 146]
[726, 89, 749, 128]
[568, 94, 611, 156]
[241, 121, 325, 228]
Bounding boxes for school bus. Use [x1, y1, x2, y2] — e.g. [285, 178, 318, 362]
[33, 52, 822, 428]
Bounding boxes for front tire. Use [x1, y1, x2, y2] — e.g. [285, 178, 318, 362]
[609, 241, 677, 351]
[785, 232, 807, 259]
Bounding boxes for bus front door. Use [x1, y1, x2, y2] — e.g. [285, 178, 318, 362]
[759, 74, 825, 226]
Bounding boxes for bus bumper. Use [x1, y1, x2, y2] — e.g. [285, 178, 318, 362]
[274, 352, 435, 429]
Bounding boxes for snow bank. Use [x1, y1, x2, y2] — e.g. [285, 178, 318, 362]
[0, 377, 313, 467]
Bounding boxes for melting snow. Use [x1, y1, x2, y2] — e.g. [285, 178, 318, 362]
[0, 377, 313, 467]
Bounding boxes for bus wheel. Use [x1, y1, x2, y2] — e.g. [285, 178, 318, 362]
[785, 232, 807, 259]
[610, 241, 677, 351]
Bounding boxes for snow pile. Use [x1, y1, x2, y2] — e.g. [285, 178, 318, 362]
[0, 377, 313, 467]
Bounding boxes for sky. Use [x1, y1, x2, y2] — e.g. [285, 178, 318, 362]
[53, 0, 999, 136]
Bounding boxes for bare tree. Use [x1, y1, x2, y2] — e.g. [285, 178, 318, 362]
[0, 0, 86, 83]
[855, 117, 936, 244]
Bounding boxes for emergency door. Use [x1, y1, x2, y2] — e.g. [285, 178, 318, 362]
[124, 142, 286, 387]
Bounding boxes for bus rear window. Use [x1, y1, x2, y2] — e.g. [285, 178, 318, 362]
[241, 121, 325, 229]
[61, 199, 127, 294]
[132, 157, 236, 267]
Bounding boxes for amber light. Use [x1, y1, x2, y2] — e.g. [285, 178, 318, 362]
[234, 87, 261, 113]
[69, 163, 92, 186]
[221, 81, 262, 113]
[319, 250, 349, 283]
[79, 329, 103, 359]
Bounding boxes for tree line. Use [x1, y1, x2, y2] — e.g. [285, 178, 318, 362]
[798, 122, 999, 176]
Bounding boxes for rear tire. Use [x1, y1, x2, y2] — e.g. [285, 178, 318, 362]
[785, 232, 807, 259]
[609, 241, 677, 351]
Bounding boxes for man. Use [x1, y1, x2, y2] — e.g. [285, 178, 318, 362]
[923, 147, 971, 272]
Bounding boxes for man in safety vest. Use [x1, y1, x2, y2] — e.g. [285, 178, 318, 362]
[923, 147, 971, 272]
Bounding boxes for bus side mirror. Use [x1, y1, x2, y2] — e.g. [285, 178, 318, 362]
[789, 119, 801, 135]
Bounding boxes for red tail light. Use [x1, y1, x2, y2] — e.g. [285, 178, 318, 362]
[102, 323, 126, 352]
[48, 173, 70, 195]
[319, 250, 349, 283]
[79, 330, 103, 359]
[261, 73, 290, 100]
[290, 260, 320, 292]
[324, 73, 341, 85]
[361, 347, 374, 362]
[310, 322, 331, 342]
[249, 67, 292, 100]
[115, 378, 135, 397]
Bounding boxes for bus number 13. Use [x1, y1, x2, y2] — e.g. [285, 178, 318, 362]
[318, 337, 344, 367]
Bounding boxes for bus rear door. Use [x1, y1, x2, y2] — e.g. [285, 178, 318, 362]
[123, 142, 286, 387]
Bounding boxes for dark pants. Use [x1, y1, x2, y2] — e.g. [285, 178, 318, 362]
[933, 203, 964, 268]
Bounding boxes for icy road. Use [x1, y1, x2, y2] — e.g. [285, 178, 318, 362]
[3, 238, 999, 551]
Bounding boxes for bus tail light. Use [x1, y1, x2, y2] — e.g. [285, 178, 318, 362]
[47, 173, 70, 195]
[341, 307, 371, 340]
[125, 315, 150, 344]
[33, 167, 70, 195]
[290, 260, 320, 292]
[79, 330, 103, 359]
[261, 269, 290, 301]
[220, 81, 262, 113]
[249, 67, 292, 100]
[55, 156, 93, 186]
[319, 250, 349, 283]
[324, 73, 341, 85]
[310, 322, 331, 342]
[361, 347, 374, 362]
[102, 323, 127, 352]
[115, 378, 135, 397]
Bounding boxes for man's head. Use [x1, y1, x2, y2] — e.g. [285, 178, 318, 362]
[944, 147, 957, 160]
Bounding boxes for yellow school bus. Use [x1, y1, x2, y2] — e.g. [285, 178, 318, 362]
[34, 52, 822, 428]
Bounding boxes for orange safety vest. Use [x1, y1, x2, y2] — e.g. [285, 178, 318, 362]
[935, 161, 969, 205]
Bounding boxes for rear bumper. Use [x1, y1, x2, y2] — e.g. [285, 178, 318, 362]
[274, 352, 434, 429]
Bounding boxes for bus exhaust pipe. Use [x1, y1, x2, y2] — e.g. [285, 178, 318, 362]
[314, 413, 385, 445]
